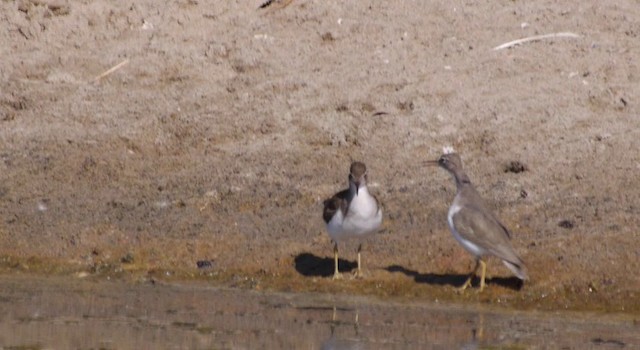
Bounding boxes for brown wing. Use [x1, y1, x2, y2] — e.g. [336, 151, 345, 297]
[451, 204, 523, 266]
[322, 189, 349, 224]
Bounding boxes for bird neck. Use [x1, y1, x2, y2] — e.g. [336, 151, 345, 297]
[349, 180, 372, 199]
[452, 170, 472, 190]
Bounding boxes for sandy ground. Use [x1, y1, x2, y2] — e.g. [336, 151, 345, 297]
[1, 0, 639, 313]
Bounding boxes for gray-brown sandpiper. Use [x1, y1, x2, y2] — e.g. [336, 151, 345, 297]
[426, 152, 527, 291]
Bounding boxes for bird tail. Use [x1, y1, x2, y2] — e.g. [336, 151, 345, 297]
[503, 259, 528, 280]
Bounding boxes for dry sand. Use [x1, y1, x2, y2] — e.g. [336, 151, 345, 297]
[1, 1, 639, 313]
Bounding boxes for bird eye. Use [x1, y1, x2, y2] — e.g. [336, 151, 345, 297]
[438, 157, 446, 164]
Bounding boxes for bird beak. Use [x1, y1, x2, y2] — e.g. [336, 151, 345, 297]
[349, 173, 361, 195]
[424, 160, 439, 166]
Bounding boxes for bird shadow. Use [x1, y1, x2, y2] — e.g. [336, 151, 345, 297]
[294, 253, 356, 277]
[385, 265, 524, 291]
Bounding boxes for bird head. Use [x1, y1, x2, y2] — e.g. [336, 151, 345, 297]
[349, 161, 367, 195]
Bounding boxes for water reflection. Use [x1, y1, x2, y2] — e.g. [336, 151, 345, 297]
[459, 313, 483, 350]
[0, 275, 637, 349]
[320, 307, 362, 350]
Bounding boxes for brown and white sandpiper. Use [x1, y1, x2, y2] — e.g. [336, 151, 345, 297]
[323, 162, 383, 279]
[426, 152, 527, 291]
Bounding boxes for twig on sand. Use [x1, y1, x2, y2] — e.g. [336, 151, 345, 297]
[92, 59, 130, 83]
[492, 32, 580, 51]
[258, 0, 294, 10]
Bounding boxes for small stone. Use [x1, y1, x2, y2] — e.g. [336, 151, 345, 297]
[558, 219, 575, 229]
[504, 161, 527, 173]
[121, 253, 135, 264]
[197, 260, 214, 269]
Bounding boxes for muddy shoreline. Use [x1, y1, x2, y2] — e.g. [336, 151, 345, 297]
[1, 274, 638, 348]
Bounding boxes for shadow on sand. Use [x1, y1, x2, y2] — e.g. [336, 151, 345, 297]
[294, 253, 357, 278]
[385, 265, 524, 291]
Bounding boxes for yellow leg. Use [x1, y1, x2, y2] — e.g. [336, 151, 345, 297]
[478, 259, 487, 292]
[354, 310, 360, 335]
[458, 259, 480, 292]
[332, 242, 343, 280]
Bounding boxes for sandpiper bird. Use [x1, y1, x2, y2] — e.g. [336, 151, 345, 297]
[323, 162, 383, 279]
[426, 152, 527, 291]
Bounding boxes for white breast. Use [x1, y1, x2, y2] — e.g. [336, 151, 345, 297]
[339, 187, 382, 240]
[326, 209, 345, 241]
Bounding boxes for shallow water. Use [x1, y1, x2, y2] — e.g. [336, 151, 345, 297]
[0, 275, 637, 349]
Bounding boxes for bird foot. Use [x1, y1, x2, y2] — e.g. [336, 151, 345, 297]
[456, 282, 487, 293]
[455, 286, 469, 294]
[456, 277, 473, 293]
[331, 272, 344, 280]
